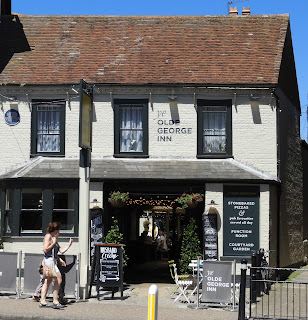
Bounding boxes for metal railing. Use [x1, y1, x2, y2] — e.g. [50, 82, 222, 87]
[0, 251, 80, 300]
[249, 266, 308, 320]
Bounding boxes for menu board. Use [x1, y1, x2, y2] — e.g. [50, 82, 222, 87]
[203, 214, 218, 260]
[95, 244, 123, 289]
[90, 209, 104, 283]
[90, 209, 104, 263]
[223, 186, 259, 257]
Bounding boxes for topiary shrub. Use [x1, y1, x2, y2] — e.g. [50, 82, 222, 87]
[104, 219, 128, 267]
[179, 218, 202, 273]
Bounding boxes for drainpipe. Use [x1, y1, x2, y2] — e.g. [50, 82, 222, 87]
[273, 89, 281, 267]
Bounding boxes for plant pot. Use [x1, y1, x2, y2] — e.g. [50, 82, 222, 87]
[186, 200, 198, 208]
[109, 199, 126, 208]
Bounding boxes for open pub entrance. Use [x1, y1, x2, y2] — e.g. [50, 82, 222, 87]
[104, 189, 204, 284]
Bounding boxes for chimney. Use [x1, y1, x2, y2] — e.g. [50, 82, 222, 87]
[242, 7, 251, 16]
[1, 0, 11, 15]
[229, 6, 238, 16]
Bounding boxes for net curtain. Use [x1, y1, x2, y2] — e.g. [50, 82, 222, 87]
[120, 106, 143, 152]
[37, 107, 60, 152]
[203, 111, 226, 153]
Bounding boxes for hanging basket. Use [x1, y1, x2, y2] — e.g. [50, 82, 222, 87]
[186, 200, 198, 208]
[109, 199, 126, 208]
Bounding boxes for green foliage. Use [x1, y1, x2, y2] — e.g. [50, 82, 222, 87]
[175, 193, 204, 209]
[0, 235, 3, 249]
[104, 220, 128, 267]
[179, 218, 202, 273]
[108, 191, 130, 203]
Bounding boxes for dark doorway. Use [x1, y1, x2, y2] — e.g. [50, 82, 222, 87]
[104, 190, 204, 284]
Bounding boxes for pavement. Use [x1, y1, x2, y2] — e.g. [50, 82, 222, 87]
[0, 283, 239, 320]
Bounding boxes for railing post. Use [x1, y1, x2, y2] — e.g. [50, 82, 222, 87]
[196, 256, 201, 308]
[251, 251, 257, 303]
[17, 251, 22, 299]
[256, 250, 261, 297]
[238, 259, 247, 320]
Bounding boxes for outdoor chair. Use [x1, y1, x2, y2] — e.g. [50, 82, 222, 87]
[168, 260, 193, 303]
[168, 260, 190, 295]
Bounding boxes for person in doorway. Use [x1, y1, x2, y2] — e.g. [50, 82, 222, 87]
[157, 231, 168, 251]
[39, 222, 73, 309]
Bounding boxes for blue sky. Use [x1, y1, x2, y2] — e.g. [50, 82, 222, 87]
[12, 0, 308, 140]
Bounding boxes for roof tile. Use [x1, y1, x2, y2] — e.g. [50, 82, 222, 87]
[0, 14, 289, 85]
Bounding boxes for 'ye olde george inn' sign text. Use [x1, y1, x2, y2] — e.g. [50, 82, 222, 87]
[156, 110, 192, 142]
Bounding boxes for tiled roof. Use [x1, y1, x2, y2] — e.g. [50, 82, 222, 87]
[0, 157, 278, 182]
[0, 14, 289, 86]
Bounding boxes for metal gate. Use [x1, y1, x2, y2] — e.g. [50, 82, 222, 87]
[249, 266, 308, 320]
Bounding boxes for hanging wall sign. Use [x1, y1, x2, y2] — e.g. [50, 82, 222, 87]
[223, 186, 259, 257]
[5, 109, 20, 126]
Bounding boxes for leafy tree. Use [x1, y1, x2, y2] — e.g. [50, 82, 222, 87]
[104, 219, 128, 267]
[179, 218, 202, 273]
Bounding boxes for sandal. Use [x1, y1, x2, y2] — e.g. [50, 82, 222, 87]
[52, 303, 65, 309]
[39, 303, 50, 308]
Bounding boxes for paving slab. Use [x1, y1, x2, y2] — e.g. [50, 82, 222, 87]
[0, 283, 238, 320]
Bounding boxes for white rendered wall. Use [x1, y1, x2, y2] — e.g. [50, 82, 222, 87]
[232, 96, 277, 176]
[0, 87, 277, 179]
[0, 101, 32, 172]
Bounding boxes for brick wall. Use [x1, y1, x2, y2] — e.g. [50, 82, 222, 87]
[277, 88, 304, 266]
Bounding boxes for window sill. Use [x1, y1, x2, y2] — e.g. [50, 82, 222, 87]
[113, 154, 149, 159]
[30, 154, 65, 158]
[197, 155, 234, 159]
[3, 235, 78, 239]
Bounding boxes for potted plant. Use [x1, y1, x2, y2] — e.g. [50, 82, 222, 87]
[175, 193, 204, 209]
[108, 191, 130, 208]
[104, 220, 129, 267]
[179, 218, 202, 273]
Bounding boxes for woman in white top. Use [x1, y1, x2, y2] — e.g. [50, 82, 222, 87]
[39, 222, 73, 309]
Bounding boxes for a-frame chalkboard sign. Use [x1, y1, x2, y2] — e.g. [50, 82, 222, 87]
[89, 243, 124, 299]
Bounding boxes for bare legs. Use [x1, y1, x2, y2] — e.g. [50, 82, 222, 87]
[40, 273, 62, 305]
[53, 272, 62, 304]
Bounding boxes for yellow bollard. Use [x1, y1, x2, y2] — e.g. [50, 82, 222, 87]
[148, 284, 158, 320]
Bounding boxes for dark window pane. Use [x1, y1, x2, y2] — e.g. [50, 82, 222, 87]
[52, 211, 74, 232]
[20, 211, 42, 231]
[21, 191, 43, 231]
[53, 190, 74, 232]
[22, 193, 42, 209]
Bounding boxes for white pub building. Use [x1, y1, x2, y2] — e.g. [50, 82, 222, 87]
[0, 7, 305, 297]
